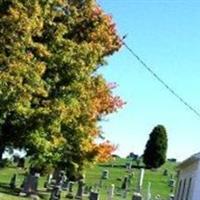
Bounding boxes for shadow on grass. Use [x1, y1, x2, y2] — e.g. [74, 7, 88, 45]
[0, 182, 50, 199]
[0, 182, 20, 196]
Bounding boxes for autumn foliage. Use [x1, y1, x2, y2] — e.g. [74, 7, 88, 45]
[0, 0, 124, 172]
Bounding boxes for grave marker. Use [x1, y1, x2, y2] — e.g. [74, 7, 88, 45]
[107, 184, 115, 200]
[89, 191, 100, 200]
[75, 178, 85, 199]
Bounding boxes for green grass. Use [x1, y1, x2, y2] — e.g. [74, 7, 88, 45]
[0, 158, 177, 200]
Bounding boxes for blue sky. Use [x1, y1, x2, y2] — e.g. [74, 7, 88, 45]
[97, 0, 200, 161]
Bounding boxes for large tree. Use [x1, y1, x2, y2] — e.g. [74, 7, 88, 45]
[0, 0, 124, 173]
[143, 125, 168, 169]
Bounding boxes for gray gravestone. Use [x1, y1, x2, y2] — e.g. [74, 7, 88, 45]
[107, 184, 115, 200]
[146, 182, 151, 200]
[89, 192, 100, 200]
[49, 171, 66, 200]
[44, 174, 53, 188]
[169, 194, 175, 200]
[132, 168, 144, 200]
[66, 181, 74, 199]
[132, 193, 142, 200]
[49, 185, 61, 200]
[75, 179, 85, 199]
[20, 174, 39, 195]
[163, 169, 168, 176]
[121, 176, 128, 198]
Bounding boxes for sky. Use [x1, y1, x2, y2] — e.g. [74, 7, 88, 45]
[97, 0, 200, 161]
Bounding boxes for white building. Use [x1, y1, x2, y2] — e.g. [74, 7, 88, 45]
[175, 152, 200, 200]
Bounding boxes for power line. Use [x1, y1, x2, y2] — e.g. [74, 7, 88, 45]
[122, 39, 200, 119]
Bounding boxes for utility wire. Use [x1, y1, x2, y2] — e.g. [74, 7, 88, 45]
[122, 38, 200, 119]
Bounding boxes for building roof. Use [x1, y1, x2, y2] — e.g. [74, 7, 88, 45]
[178, 152, 200, 169]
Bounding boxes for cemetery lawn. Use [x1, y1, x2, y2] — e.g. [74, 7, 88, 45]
[0, 158, 177, 200]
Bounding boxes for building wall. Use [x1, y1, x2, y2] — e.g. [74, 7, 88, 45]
[175, 161, 199, 200]
[192, 162, 200, 200]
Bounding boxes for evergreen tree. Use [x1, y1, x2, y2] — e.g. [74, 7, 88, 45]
[0, 0, 124, 173]
[143, 125, 168, 169]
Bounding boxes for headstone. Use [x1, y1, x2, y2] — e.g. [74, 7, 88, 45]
[146, 182, 151, 200]
[163, 169, 168, 176]
[66, 181, 74, 199]
[49, 171, 66, 200]
[132, 192, 142, 200]
[49, 185, 61, 200]
[101, 170, 109, 179]
[83, 185, 90, 195]
[137, 168, 145, 193]
[18, 158, 25, 168]
[20, 174, 39, 195]
[44, 174, 53, 188]
[169, 178, 176, 187]
[121, 176, 128, 190]
[107, 184, 115, 200]
[89, 191, 100, 200]
[132, 168, 144, 200]
[169, 194, 175, 200]
[75, 179, 85, 199]
[9, 173, 17, 190]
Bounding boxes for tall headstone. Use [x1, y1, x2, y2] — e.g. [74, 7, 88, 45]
[137, 168, 145, 193]
[66, 181, 74, 199]
[20, 173, 39, 196]
[44, 174, 53, 188]
[49, 171, 66, 200]
[107, 184, 115, 200]
[132, 168, 145, 200]
[75, 179, 85, 199]
[146, 182, 151, 200]
[121, 176, 128, 198]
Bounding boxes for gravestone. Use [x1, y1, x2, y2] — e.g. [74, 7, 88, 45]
[132, 193, 142, 200]
[66, 181, 74, 199]
[169, 178, 176, 187]
[44, 174, 53, 188]
[49, 185, 61, 200]
[101, 170, 109, 179]
[169, 194, 175, 200]
[18, 158, 25, 168]
[163, 169, 168, 176]
[9, 173, 17, 190]
[121, 176, 128, 190]
[89, 191, 100, 200]
[83, 185, 90, 195]
[49, 171, 66, 200]
[75, 179, 85, 199]
[137, 168, 144, 193]
[20, 173, 39, 196]
[146, 182, 151, 200]
[132, 168, 144, 200]
[121, 176, 128, 198]
[107, 184, 115, 200]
